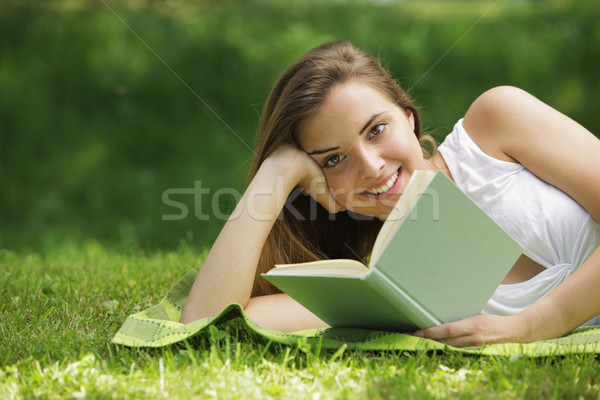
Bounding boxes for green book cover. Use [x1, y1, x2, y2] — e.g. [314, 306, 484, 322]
[263, 170, 523, 331]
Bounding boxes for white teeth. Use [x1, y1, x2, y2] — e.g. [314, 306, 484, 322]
[366, 170, 399, 195]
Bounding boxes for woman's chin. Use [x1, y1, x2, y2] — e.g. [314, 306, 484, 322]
[344, 204, 397, 221]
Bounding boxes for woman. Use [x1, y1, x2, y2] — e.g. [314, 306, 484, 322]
[180, 40, 600, 347]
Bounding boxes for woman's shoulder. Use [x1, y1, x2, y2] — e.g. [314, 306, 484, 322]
[462, 86, 534, 163]
[463, 85, 600, 222]
[465, 85, 534, 118]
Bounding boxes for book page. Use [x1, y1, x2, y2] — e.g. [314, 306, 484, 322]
[268, 259, 370, 278]
[369, 170, 436, 266]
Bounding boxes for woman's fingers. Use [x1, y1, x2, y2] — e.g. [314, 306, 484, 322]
[415, 314, 531, 347]
[268, 144, 345, 214]
[296, 153, 344, 214]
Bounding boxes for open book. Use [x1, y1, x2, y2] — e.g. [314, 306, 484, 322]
[262, 170, 523, 331]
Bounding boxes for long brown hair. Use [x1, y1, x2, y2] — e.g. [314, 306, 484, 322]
[250, 40, 427, 296]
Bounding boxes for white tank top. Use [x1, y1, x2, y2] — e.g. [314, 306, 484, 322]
[438, 119, 600, 326]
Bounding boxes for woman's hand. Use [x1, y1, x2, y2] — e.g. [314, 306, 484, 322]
[267, 145, 344, 214]
[415, 313, 531, 347]
[182, 144, 337, 323]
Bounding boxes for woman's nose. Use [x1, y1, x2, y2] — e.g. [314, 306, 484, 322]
[357, 146, 384, 180]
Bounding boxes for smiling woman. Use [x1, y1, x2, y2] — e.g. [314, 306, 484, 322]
[295, 81, 446, 217]
[179, 40, 600, 347]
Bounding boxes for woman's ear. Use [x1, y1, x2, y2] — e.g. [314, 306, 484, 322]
[406, 109, 416, 132]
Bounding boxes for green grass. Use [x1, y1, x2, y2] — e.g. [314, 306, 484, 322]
[1, 243, 600, 399]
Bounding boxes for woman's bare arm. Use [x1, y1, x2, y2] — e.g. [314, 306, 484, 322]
[419, 86, 600, 346]
[245, 294, 330, 332]
[180, 146, 340, 324]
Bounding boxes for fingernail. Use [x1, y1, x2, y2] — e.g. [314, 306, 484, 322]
[414, 330, 424, 338]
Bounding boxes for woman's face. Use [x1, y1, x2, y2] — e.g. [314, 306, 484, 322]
[297, 81, 432, 219]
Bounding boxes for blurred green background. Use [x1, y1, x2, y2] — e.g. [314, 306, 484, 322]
[1, 0, 599, 253]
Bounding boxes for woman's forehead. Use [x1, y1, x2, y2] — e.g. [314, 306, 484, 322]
[297, 82, 397, 144]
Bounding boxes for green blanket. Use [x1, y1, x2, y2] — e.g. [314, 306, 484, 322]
[112, 270, 600, 356]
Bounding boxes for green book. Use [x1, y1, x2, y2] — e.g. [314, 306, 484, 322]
[262, 170, 523, 331]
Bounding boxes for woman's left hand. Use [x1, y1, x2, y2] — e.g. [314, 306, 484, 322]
[414, 313, 531, 347]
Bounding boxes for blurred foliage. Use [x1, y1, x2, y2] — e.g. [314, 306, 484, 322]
[1, 0, 598, 252]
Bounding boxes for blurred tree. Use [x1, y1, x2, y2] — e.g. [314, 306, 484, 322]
[0, 0, 597, 252]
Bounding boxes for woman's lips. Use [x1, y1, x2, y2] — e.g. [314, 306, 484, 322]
[362, 167, 403, 200]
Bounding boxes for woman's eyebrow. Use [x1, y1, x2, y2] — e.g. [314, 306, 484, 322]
[358, 110, 389, 135]
[306, 146, 340, 156]
[307, 109, 392, 155]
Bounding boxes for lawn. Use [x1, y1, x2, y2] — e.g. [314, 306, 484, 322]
[2, 1, 600, 398]
[1, 242, 599, 399]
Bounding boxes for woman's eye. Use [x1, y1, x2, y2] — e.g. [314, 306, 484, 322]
[324, 154, 345, 168]
[369, 123, 387, 138]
